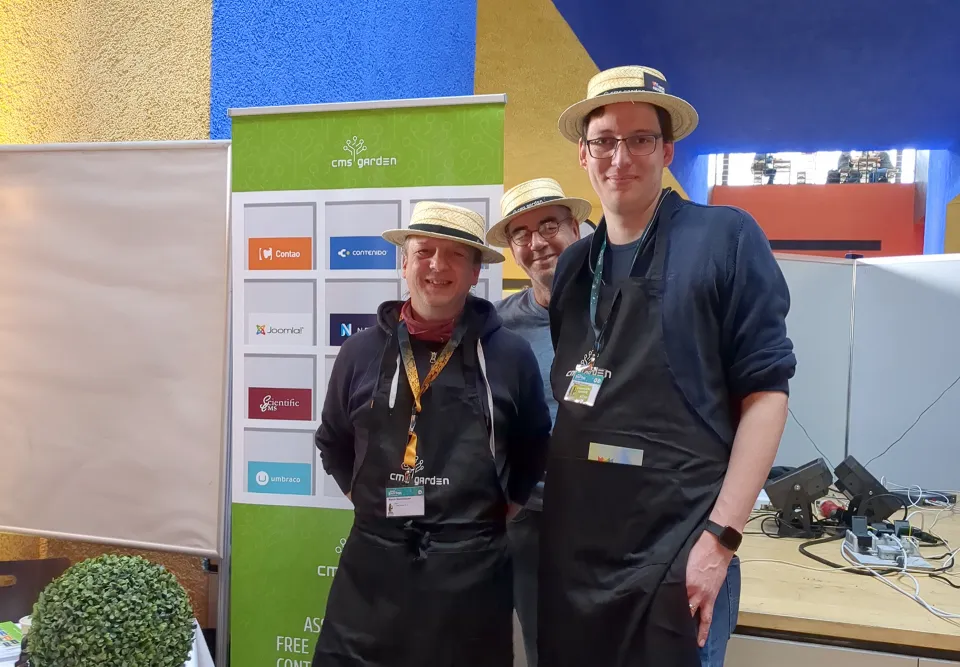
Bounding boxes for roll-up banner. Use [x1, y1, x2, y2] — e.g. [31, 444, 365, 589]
[227, 95, 506, 666]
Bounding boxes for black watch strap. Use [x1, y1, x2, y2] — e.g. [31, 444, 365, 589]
[705, 519, 742, 552]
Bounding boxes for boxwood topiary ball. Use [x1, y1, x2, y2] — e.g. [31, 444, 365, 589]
[28, 554, 195, 667]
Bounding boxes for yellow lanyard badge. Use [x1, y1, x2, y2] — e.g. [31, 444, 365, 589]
[396, 320, 466, 481]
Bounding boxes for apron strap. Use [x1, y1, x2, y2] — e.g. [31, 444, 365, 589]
[475, 340, 496, 460]
[387, 353, 401, 409]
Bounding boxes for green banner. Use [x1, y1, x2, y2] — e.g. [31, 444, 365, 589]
[230, 505, 355, 665]
[229, 96, 505, 667]
[232, 102, 504, 191]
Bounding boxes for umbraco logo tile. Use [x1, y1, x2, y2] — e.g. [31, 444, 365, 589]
[248, 461, 312, 495]
[248, 312, 313, 346]
[248, 236, 313, 270]
[331, 135, 398, 170]
[248, 387, 312, 421]
[329, 313, 378, 346]
[329, 236, 396, 270]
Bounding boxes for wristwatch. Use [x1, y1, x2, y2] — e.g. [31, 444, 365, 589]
[704, 520, 742, 552]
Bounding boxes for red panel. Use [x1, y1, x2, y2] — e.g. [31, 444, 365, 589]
[709, 184, 923, 258]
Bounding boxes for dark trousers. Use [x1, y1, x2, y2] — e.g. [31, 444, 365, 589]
[506, 507, 540, 667]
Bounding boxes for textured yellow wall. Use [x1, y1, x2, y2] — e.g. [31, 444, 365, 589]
[474, 0, 686, 280]
[0, 0, 214, 625]
[0, 0, 212, 143]
[945, 195, 960, 254]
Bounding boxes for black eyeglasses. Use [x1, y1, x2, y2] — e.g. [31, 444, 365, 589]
[585, 133, 661, 159]
[508, 217, 573, 247]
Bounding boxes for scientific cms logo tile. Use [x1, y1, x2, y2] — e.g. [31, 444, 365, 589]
[329, 236, 396, 270]
[248, 387, 312, 421]
[248, 236, 313, 270]
[248, 313, 314, 346]
[329, 313, 378, 346]
[248, 461, 312, 496]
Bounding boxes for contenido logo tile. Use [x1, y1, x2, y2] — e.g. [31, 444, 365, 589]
[248, 387, 312, 421]
[329, 235, 396, 270]
[248, 312, 314, 346]
[249, 236, 313, 270]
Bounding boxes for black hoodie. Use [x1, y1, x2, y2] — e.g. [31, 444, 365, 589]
[316, 295, 552, 507]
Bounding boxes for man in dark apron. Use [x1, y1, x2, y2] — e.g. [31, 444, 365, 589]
[539, 66, 797, 666]
[313, 201, 552, 667]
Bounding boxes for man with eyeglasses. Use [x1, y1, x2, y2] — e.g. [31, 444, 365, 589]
[485, 178, 593, 667]
[538, 66, 796, 667]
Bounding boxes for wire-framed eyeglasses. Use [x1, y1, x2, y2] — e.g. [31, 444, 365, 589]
[508, 216, 573, 247]
[585, 133, 661, 159]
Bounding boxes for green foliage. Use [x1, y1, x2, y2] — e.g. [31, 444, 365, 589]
[28, 554, 195, 667]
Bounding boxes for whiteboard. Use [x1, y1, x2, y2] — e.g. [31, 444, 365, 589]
[847, 255, 960, 491]
[0, 141, 229, 556]
[775, 255, 854, 471]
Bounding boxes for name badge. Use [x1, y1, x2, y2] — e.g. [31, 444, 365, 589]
[386, 486, 424, 517]
[563, 371, 604, 406]
[588, 442, 644, 467]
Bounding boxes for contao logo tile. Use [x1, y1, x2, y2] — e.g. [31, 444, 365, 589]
[249, 237, 313, 270]
[248, 387, 312, 421]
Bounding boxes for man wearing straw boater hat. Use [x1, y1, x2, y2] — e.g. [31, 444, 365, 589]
[313, 200, 551, 667]
[538, 66, 796, 667]
[486, 177, 591, 667]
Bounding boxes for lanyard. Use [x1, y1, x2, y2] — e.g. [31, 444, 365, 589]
[588, 198, 665, 357]
[397, 319, 467, 480]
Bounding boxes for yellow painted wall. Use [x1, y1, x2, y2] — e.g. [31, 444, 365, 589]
[945, 195, 960, 254]
[0, 0, 212, 143]
[0, 0, 214, 624]
[474, 0, 687, 280]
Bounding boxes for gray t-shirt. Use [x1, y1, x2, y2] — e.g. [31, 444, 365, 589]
[495, 288, 555, 511]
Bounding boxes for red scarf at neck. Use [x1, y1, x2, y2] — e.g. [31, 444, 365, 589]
[400, 299, 456, 343]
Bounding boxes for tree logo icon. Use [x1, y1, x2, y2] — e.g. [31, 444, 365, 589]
[343, 136, 368, 161]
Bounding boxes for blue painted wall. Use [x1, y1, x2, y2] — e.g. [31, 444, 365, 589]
[552, 0, 960, 155]
[670, 149, 709, 205]
[924, 150, 960, 254]
[209, 0, 478, 139]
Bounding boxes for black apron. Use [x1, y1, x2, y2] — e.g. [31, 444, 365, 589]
[314, 318, 513, 667]
[538, 207, 731, 667]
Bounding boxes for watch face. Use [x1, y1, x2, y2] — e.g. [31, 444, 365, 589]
[721, 526, 742, 550]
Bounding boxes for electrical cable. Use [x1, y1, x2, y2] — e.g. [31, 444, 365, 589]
[787, 372, 960, 473]
[863, 372, 960, 468]
[786, 408, 835, 470]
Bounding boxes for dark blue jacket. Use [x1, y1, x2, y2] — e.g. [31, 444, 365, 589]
[316, 295, 552, 506]
[550, 189, 797, 447]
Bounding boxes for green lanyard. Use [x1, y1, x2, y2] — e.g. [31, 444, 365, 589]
[587, 203, 663, 358]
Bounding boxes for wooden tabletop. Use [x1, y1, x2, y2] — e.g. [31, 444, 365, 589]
[737, 505, 960, 652]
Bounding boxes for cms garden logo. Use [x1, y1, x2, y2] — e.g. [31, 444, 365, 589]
[330, 135, 398, 169]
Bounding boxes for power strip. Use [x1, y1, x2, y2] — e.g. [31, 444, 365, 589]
[843, 529, 935, 570]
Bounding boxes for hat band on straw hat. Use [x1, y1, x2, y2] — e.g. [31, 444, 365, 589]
[506, 195, 564, 217]
[597, 80, 667, 97]
[407, 222, 484, 246]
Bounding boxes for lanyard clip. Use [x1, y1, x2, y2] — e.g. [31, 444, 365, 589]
[408, 412, 417, 434]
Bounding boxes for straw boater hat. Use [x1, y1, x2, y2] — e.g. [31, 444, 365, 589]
[382, 201, 505, 264]
[558, 65, 699, 143]
[486, 178, 592, 248]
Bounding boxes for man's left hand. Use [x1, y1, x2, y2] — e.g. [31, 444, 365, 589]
[686, 530, 734, 647]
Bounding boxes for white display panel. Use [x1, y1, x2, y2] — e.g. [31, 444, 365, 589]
[231, 185, 504, 509]
[0, 140, 229, 556]
[847, 255, 960, 490]
[775, 255, 854, 470]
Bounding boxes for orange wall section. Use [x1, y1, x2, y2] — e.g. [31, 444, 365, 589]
[710, 184, 924, 258]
